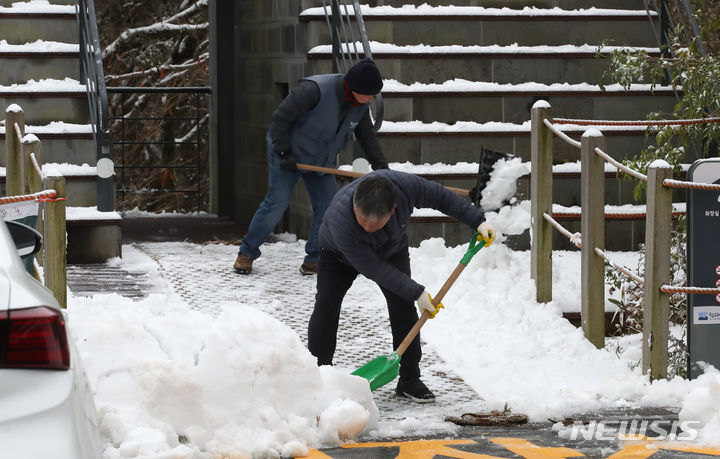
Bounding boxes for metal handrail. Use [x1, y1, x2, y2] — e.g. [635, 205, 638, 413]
[76, 0, 113, 211]
[322, 0, 383, 131]
[644, 0, 707, 55]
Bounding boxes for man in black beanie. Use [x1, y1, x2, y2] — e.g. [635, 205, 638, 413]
[234, 58, 389, 276]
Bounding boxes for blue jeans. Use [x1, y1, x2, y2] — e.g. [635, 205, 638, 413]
[239, 145, 338, 263]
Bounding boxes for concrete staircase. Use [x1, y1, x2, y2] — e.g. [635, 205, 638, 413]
[0, 0, 120, 262]
[300, 1, 679, 250]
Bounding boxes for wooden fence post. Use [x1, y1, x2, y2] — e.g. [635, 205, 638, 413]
[43, 174, 67, 308]
[5, 105, 25, 195]
[580, 129, 606, 348]
[531, 101, 553, 304]
[643, 161, 672, 380]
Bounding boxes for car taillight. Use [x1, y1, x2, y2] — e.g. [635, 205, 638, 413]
[0, 306, 70, 370]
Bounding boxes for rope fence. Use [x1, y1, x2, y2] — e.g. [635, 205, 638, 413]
[550, 209, 687, 220]
[543, 118, 581, 148]
[531, 101, 720, 381]
[660, 285, 720, 295]
[0, 190, 57, 205]
[13, 121, 21, 141]
[543, 213, 644, 285]
[553, 117, 720, 127]
[29, 152, 44, 181]
[542, 213, 582, 247]
[593, 147, 648, 182]
[663, 178, 720, 191]
[594, 247, 645, 286]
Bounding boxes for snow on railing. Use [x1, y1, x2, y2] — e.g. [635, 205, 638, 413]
[530, 102, 720, 381]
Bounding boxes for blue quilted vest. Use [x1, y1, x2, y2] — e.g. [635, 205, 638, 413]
[279, 74, 369, 169]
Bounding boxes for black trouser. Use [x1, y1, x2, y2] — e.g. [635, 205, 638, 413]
[308, 246, 422, 379]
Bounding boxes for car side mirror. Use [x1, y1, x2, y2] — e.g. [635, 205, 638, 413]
[6, 221, 43, 258]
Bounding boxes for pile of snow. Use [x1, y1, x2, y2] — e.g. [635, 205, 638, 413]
[70, 280, 377, 457]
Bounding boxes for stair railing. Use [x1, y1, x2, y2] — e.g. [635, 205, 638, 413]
[322, 0, 383, 131]
[76, 0, 114, 212]
[644, 0, 707, 56]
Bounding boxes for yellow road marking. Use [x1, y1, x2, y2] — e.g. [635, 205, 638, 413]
[344, 439, 500, 458]
[606, 440, 720, 459]
[491, 437, 585, 458]
[306, 436, 720, 458]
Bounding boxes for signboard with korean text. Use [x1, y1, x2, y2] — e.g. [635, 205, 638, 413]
[687, 158, 720, 379]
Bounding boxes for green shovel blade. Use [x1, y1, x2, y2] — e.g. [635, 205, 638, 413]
[352, 352, 401, 391]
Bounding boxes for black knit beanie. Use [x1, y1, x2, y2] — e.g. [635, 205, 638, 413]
[345, 58, 383, 95]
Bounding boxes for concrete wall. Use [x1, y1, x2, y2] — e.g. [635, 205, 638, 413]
[213, 0, 324, 239]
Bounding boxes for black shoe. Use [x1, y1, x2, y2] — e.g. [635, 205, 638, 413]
[395, 377, 435, 403]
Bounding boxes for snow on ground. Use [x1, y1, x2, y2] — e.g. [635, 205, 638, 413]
[65, 160, 720, 457]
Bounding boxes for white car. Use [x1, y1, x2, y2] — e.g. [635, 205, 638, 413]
[0, 218, 102, 458]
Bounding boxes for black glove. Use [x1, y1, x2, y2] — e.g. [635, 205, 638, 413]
[276, 149, 297, 171]
[372, 162, 389, 170]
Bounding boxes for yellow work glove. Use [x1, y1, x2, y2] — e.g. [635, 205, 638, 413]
[416, 290, 445, 319]
[477, 221, 496, 247]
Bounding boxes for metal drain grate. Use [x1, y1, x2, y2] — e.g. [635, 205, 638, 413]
[67, 264, 152, 300]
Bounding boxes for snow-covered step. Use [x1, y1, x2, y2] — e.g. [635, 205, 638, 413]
[0, 2, 77, 44]
[0, 0, 74, 6]
[301, 6, 658, 47]
[380, 79, 679, 124]
[0, 40, 80, 84]
[0, 78, 88, 124]
[368, 0, 646, 9]
[65, 206, 122, 263]
[0, 122, 94, 164]
[308, 42, 660, 85]
[348, 120, 652, 166]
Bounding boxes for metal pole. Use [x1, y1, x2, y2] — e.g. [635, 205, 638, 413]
[331, 0, 341, 73]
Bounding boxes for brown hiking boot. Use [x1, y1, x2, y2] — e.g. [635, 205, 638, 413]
[299, 261, 318, 275]
[233, 253, 253, 274]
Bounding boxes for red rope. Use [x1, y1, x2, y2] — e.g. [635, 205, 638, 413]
[663, 179, 720, 191]
[660, 286, 720, 295]
[0, 190, 57, 205]
[551, 211, 686, 220]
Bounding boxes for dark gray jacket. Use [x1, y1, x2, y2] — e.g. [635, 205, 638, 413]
[267, 74, 388, 170]
[319, 169, 486, 301]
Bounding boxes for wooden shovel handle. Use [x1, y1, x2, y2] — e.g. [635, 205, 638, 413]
[394, 262, 467, 357]
[296, 163, 469, 197]
[297, 163, 365, 178]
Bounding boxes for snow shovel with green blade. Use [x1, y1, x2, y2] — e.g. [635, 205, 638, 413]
[352, 234, 487, 391]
